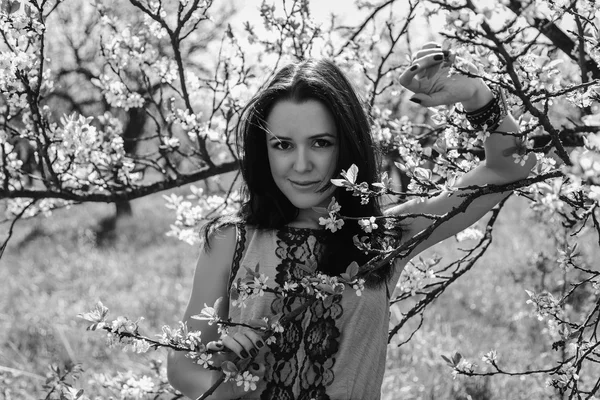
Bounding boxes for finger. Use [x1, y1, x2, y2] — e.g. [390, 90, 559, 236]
[422, 42, 442, 49]
[234, 332, 261, 357]
[206, 340, 225, 352]
[249, 362, 266, 377]
[243, 330, 266, 350]
[409, 91, 456, 108]
[223, 333, 258, 358]
[413, 48, 447, 61]
[398, 64, 421, 90]
[222, 335, 248, 358]
[411, 53, 446, 71]
[399, 55, 446, 89]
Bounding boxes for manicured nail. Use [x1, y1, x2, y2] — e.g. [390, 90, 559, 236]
[409, 98, 421, 104]
[256, 340, 264, 348]
[250, 348, 258, 357]
[251, 363, 260, 370]
[434, 54, 443, 61]
[240, 350, 249, 358]
[410, 64, 418, 71]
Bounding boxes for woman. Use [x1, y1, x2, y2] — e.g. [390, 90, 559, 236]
[167, 43, 535, 399]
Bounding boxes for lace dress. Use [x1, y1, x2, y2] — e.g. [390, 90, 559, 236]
[227, 225, 402, 400]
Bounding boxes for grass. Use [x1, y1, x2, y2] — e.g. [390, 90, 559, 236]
[1, 189, 598, 399]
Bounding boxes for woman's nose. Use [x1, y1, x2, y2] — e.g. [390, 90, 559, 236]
[293, 148, 312, 172]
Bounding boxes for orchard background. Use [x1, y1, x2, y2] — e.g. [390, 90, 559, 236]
[1, 0, 599, 399]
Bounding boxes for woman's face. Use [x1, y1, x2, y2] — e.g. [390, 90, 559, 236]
[265, 99, 338, 223]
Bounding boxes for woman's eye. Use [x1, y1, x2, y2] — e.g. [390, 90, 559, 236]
[273, 141, 291, 150]
[314, 139, 333, 148]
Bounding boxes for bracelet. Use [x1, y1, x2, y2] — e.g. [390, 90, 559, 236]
[465, 86, 507, 132]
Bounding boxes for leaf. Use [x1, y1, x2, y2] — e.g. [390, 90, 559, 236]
[8, 1, 20, 14]
[323, 295, 334, 308]
[451, 352, 462, 366]
[330, 178, 349, 187]
[344, 164, 358, 183]
[432, 138, 447, 155]
[316, 283, 335, 295]
[221, 360, 238, 374]
[298, 262, 317, 274]
[441, 354, 453, 367]
[244, 266, 258, 278]
[345, 261, 359, 279]
[413, 167, 432, 181]
[312, 206, 328, 214]
[394, 161, 406, 172]
[213, 297, 223, 313]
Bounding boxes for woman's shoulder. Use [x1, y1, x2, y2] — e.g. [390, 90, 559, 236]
[200, 214, 245, 247]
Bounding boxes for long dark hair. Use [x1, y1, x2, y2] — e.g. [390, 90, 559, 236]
[206, 59, 400, 286]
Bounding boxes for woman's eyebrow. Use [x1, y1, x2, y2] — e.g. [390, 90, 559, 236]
[267, 133, 336, 141]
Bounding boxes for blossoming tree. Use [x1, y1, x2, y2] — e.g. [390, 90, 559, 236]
[1, 0, 600, 398]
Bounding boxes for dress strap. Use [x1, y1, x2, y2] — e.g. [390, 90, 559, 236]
[227, 223, 246, 296]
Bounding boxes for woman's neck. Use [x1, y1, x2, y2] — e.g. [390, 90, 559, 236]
[287, 209, 323, 229]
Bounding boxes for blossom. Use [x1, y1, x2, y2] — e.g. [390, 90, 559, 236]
[482, 350, 497, 365]
[525, 290, 561, 321]
[319, 214, 344, 232]
[110, 316, 139, 334]
[235, 371, 260, 392]
[557, 243, 579, 271]
[282, 281, 298, 295]
[352, 278, 365, 296]
[455, 227, 484, 242]
[589, 185, 600, 203]
[271, 321, 284, 333]
[452, 359, 476, 379]
[252, 275, 269, 296]
[124, 339, 151, 354]
[78, 301, 109, 330]
[196, 352, 213, 368]
[512, 152, 530, 166]
[326, 197, 341, 214]
[358, 216, 378, 233]
[192, 300, 222, 325]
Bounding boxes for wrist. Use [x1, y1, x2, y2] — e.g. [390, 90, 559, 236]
[461, 81, 493, 112]
[464, 85, 508, 132]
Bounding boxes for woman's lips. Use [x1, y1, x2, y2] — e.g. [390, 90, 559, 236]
[289, 180, 320, 190]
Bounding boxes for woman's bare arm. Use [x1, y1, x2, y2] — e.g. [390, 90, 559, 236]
[167, 226, 237, 399]
[388, 44, 536, 260]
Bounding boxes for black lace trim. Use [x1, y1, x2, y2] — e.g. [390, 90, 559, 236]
[259, 228, 342, 400]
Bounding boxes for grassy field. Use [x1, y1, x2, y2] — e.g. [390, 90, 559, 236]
[1, 187, 598, 399]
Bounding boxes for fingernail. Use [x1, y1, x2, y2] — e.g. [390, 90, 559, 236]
[257, 341, 264, 348]
[251, 363, 260, 370]
[240, 350, 249, 358]
[409, 98, 421, 104]
[410, 65, 418, 71]
[250, 348, 258, 357]
[434, 54, 443, 61]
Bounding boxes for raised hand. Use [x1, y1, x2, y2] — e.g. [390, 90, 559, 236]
[399, 42, 492, 111]
[204, 328, 266, 397]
